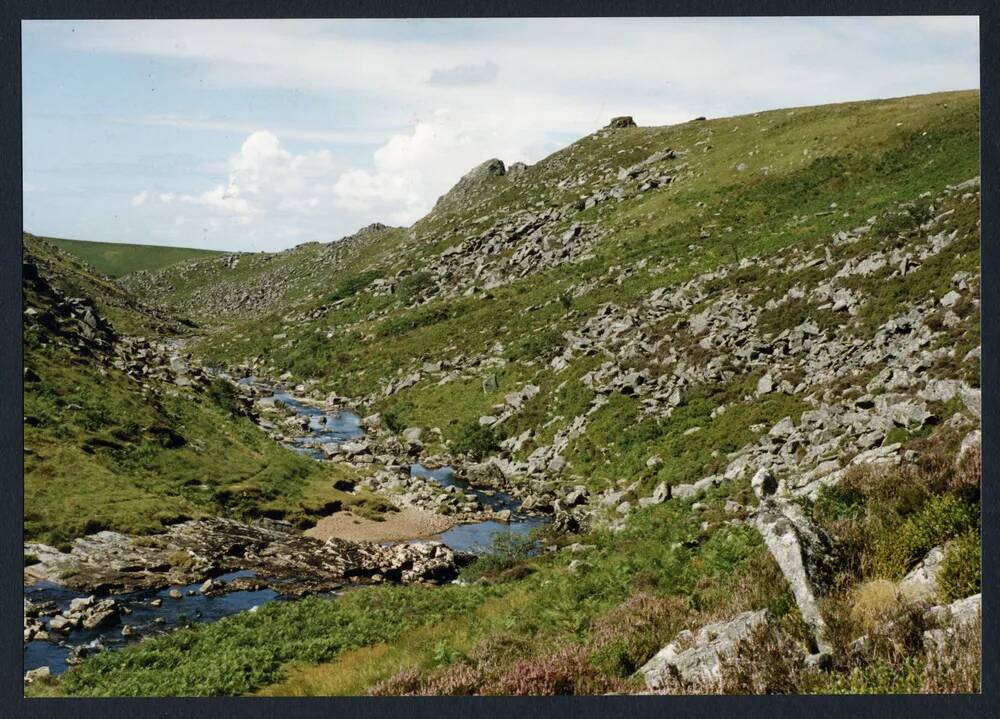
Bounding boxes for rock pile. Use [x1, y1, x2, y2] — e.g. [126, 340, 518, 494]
[24, 517, 467, 596]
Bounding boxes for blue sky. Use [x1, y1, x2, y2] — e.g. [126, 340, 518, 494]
[22, 17, 979, 252]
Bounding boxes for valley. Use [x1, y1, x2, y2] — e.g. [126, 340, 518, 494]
[23, 90, 981, 696]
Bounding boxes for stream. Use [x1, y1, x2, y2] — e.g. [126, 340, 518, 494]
[24, 380, 548, 676]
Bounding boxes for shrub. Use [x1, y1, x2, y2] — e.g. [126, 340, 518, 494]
[452, 421, 500, 460]
[397, 271, 436, 303]
[485, 646, 630, 695]
[937, 531, 981, 602]
[326, 270, 381, 303]
[921, 614, 981, 693]
[505, 328, 564, 362]
[653, 623, 811, 695]
[370, 667, 425, 696]
[380, 405, 409, 434]
[460, 531, 536, 581]
[949, 443, 981, 498]
[849, 579, 905, 634]
[876, 493, 979, 577]
[715, 623, 812, 694]
[588, 593, 689, 676]
[822, 657, 926, 694]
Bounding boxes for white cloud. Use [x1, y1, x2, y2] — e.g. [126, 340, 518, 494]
[180, 183, 256, 215]
[334, 108, 567, 223]
[228, 130, 337, 198]
[138, 130, 340, 219]
[428, 60, 499, 86]
[114, 114, 397, 144]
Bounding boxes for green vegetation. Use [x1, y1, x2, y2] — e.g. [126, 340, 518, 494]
[48, 237, 224, 277]
[56, 584, 495, 696]
[451, 421, 500, 460]
[937, 530, 981, 601]
[46, 491, 803, 696]
[24, 91, 981, 696]
[23, 341, 369, 544]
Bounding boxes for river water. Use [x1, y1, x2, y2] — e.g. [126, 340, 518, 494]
[24, 381, 547, 675]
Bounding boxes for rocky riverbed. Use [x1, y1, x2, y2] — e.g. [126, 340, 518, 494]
[24, 379, 550, 678]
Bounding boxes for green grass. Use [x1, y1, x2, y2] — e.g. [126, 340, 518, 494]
[45, 491, 801, 696]
[23, 332, 369, 546]
[48, 237, 224, 277]
[53, 584, 497, 696]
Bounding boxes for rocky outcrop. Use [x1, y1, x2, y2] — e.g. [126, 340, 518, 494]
[900, 545, 946, 601]
[922, 593, 981, 652]
[606, 116, 637, 129]
[24, 517, 467, 596]
[640, 610, 795, 688]
[433, 158, 507, 212]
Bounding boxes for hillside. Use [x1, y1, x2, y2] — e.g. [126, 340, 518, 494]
[25, 90, 981, 696]
[46, 237, 225, 278]
[22, 235, 383, 547]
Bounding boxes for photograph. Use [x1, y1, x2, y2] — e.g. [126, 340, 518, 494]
[20, 15, 981, 697]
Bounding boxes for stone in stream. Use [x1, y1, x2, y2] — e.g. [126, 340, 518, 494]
[69, 595, 95, 612]
[24, 666, 51, 684]
[48, 615, 71, 633]
[168, 588, 183, 600]
[81, 599, 119, 629]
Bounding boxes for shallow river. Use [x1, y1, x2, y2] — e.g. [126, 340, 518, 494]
[25, 381, 547, 675]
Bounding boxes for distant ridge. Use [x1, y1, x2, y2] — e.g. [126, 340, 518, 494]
[43, 236, 225, 277]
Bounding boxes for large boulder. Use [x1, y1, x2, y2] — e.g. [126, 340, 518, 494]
[899, 545, 946, 601]
[752, 495, 834, 656]
[640, 609, 792, 688]
[923, 593, 981, 652]
[401, 427, 424, 444]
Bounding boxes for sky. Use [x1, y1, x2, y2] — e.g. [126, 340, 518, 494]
[22, 17, 980, 253]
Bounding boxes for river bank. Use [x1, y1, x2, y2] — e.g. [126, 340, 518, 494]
[24, 378, 551, 679]
[305, 506, 456, 543]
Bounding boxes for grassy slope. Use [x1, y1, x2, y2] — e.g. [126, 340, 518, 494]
[169, 93, 975, 372]
[158, 91, 979, 479]
[23, 237, 377, 546]
[47, 236, 224, 278]
[120, 225, 408, 323]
